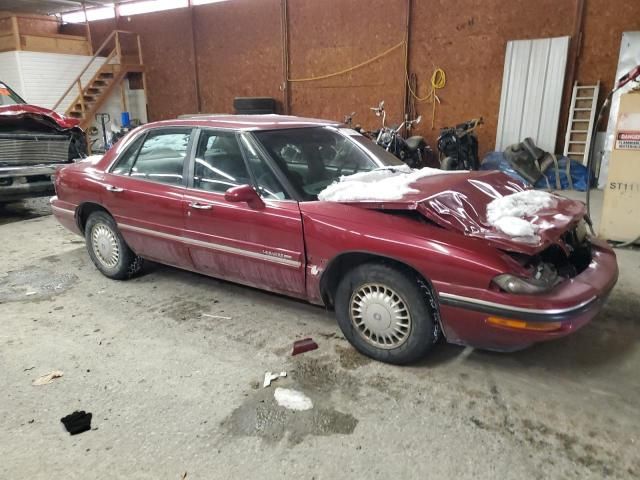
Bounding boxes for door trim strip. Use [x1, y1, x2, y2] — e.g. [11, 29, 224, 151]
[118, 223, 302, 268]
[438, 292, 597, 316]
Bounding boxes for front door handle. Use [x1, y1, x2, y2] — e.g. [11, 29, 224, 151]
[189, 202, 212, 210]
[105, 185, 124, 193]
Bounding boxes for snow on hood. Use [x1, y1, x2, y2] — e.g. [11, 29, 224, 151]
[318, 166, 464, 202]
[74, 154, 104, 164]
[486, 190, 557, 237]
[324, 169, 587, 255]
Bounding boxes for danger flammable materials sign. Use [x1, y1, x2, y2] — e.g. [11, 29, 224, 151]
[616, 131, 640, 150]
[615, 112, 640, 150]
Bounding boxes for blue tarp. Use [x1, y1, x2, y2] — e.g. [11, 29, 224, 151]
[480, 151, 590, 191]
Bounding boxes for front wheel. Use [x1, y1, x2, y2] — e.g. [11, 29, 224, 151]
[85, 211, 143, 280]
[335, 263, 439, 364]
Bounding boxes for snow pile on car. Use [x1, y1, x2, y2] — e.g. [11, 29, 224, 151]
[76, 154, 104, 163]
[486, 190, 557, 237]
[318, 166, 458, 202]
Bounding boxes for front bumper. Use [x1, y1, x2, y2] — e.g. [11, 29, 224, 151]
[437, 238, 618, 351]
[0, 165, 65, 202]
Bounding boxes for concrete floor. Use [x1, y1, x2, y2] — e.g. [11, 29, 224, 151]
[1, 192, 639, 479]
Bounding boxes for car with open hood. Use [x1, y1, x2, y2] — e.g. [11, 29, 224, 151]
[50, 115, 618, 364]
[0, 80, 86, 203]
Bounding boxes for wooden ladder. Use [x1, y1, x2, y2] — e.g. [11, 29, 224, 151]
[563, 82, 600, 165]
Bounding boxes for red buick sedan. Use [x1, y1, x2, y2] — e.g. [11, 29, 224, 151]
[51, 115, 618, 364]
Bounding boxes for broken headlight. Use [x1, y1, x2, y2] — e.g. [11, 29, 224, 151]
[492, 263, 560, 294]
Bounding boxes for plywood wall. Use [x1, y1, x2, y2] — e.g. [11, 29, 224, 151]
[286, 0, 406, 129]
[77, 0, 640, 155]
[192, 0, 283, 114]
[409, 0, 575, 153]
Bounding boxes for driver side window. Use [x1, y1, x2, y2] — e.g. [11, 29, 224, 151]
[193, 131, 251, 193]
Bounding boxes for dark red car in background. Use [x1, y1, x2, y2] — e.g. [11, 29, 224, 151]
[51, 115, 618, 364]
[0, 80, 86, 203]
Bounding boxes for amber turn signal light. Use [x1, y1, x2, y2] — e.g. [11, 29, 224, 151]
[485, 316, 562, 332]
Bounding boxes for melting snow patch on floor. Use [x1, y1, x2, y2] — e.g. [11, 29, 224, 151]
[274, 388, 313, 411]
[486, 190, 556, 237]
[318, 166, 459, 202]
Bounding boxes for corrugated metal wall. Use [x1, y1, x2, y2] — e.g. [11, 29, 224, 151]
[6, 51, 105, 110]
[0, 52, 23, 97]
[495, 36, 570, 152]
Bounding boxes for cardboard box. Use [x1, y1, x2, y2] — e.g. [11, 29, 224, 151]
[600, 91, 640, 242]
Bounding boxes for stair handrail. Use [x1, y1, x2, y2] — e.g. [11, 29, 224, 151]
[52, 30, 137, 111]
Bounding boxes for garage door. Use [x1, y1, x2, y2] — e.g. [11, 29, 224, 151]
[495, 36, 570, 153]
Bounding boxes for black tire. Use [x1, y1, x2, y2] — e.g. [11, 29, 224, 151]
[84, 211, 143, 280]
[235, 108, 277, 115]
[233, 97, 276, 114]
[334, 263, 439, 364]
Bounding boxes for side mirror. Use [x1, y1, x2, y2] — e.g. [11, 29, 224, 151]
[379, 100, 385, 109]
[225, 184, 265, 209]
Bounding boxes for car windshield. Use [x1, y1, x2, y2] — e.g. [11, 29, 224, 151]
[253, 126, 404, 201]
[0, 82, 25, 106]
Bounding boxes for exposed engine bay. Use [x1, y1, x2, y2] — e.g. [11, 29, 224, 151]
[0, 80, 87, 202]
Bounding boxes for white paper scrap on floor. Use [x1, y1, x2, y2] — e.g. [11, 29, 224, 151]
[273, 388, 314, 411]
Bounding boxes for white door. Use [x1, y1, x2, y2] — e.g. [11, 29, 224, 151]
[495, 36, 570, 153]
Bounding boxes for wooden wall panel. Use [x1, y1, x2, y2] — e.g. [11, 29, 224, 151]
[0, 17, 14, 35]
[63, 0, 639, 154]
[287, 0, 406, 130]
[576, 0, 640, 96]
[409, 0, 574, 156]
[119, 9, 198, 120]
[17, 16, 59, 36]
[192, 0, 283, 114]
[69, 10, 198, 121]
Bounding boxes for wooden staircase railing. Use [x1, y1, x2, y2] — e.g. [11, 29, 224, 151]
[53, 30, 144, 129]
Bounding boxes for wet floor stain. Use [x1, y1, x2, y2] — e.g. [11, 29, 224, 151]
[335, 344, 372, 370]
[222, 386, 358, 445]
[290, 356, 361, 396]
[0, 266, 77, 303]
[0, 198, 51, 226]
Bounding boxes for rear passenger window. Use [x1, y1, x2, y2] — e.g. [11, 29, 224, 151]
[193, 131, 251, 193]
[127, 130, 190, 185]
[111, 134, 144, 175]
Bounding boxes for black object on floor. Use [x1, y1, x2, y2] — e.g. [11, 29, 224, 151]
[60, 411, 92, 435]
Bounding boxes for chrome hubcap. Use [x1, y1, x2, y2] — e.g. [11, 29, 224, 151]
[350, 283, 411, 349]
[91, 223, 120, 268]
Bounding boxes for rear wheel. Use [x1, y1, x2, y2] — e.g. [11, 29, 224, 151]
[335, 263, 439, 364]
[85, 211, 143, 279]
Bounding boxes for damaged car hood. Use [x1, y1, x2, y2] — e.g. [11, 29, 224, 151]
[338, 170, 586, 255]
[0, 104, 80, 131]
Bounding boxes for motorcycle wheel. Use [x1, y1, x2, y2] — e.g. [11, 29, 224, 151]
[440, 156, 458, 170]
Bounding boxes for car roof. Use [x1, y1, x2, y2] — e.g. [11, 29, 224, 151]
[146, 114, 342, 131]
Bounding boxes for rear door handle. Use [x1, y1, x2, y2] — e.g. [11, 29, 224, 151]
[189, 202, 212, 210]
[105, 185, 124, 192]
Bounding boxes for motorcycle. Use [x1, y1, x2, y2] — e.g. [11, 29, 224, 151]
[437, 117, 483, 170]
[367, 101, 435, 169]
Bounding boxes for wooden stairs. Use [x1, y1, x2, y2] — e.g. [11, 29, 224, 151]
[53, 30, 146, 131]
[65, 62, 144, 129]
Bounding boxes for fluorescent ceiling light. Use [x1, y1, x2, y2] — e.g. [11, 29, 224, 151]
[118, 0, 189, 16]
[61, 5, 115, 23]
